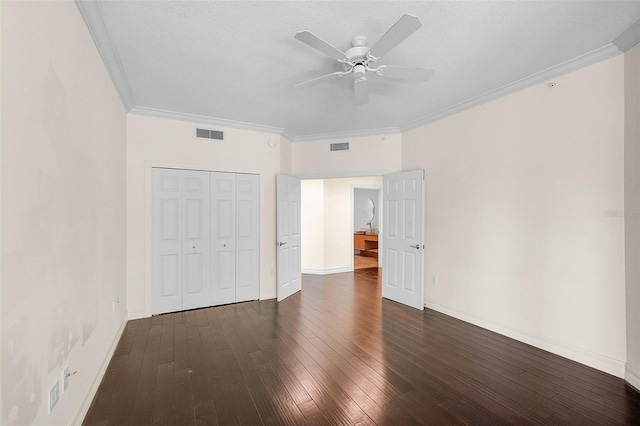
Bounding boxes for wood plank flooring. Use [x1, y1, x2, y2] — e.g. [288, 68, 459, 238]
[84, 269, 640, 425]
[354, 254, 378, 270]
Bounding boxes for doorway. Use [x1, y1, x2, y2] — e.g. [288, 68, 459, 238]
[282, 170, 425, 310]
[300, 176, 382, 275]
[352, 186, 382, 270]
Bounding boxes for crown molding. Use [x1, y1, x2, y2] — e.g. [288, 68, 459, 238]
[280, 130, 296, 142]
[130, 106, 286, 135]
[401, 43, 623, 133]
[75, 0, 135, 111]
[613, 20, 640, 52]
[286, 126, 401, 142]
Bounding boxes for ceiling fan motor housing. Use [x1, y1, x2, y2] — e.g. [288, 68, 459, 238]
[344, 44, 372, 71]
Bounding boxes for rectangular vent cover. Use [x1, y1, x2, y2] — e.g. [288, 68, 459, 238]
[330, 142, 349, 152]
[195, 128, 224, 141]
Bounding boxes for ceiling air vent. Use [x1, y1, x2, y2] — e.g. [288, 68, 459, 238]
[195, 127, 224, 141]
[330, 142, 349, 152]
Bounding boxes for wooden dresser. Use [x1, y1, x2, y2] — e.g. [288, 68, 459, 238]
[354, 233, 378, 253]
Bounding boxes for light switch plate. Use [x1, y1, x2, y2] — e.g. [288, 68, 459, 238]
[62, 366, 70, 393]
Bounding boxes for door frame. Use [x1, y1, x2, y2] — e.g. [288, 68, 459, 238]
[296, 172, 386, 278]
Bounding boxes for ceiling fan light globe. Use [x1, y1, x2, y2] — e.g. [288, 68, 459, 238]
[353, 64, 366, 78]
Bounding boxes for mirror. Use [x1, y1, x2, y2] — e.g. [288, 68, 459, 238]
[363, 198, 375, 223]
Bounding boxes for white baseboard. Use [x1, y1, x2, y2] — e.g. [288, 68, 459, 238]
[424, 300, 626, 378]
[626, 364, 640, 391]
[302, 267, 353, 275]
[128, 311, 147, 320]
[72, 315, 128, 425]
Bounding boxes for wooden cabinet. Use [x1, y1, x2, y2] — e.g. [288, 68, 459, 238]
[354, 234, 378, 251]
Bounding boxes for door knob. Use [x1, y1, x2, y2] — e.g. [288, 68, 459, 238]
[277, 242, 287, 247]
[410, 244, 420, 249]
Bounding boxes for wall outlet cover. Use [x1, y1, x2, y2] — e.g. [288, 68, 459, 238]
[49, 381, 60, 413]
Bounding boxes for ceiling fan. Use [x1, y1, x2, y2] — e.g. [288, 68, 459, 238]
[293, 14, 435, 104]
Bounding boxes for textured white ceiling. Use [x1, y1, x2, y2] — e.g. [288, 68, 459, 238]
[81, 1, 640, 140]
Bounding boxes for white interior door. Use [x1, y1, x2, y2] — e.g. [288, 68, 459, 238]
[276, 175, 302, 301]
[382, 170, 425, 310]
[235, 173, 260, 302]
[210, 172, 236, 306]
[181, 170, 211, 310]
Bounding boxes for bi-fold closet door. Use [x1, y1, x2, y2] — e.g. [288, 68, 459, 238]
[152, 168, 259, 315]
[210, 172, 260, 306]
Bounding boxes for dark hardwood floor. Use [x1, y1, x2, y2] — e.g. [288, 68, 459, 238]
[84, 269, 640, 425]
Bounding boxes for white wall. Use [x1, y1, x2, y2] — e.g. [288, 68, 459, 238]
[301, 177, 382, 273]
[301, 180, 325, 271]
[126, 114, 282, 318]
[625, 43, 640, 389]
[280, 136, 293, 175]
[403, 55, 627, 376]
[1, 2, 127, 424]
[291, 133, 402, 178]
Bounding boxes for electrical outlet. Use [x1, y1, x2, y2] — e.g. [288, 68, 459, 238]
[49, 381, 60, 413]
[62, 366, 70, 393]
[431, 275, 438, 285]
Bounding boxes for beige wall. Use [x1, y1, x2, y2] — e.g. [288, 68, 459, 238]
[280, 136, 293, 175]
[301, 180, 325, 270]
[291, 133, 402, 178]
[301, 177, 382, 273]
[1, 2, 127, 424]
[625, 43, 640, 389]
[126, 114, 282, 318]
[403, 55, 627, 376]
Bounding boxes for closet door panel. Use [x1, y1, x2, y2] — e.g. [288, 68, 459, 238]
[211, 172, 236, 305]
[181, 170, 211, 310]
[235, 174, 260, 302]
[152, 168, 183, 314]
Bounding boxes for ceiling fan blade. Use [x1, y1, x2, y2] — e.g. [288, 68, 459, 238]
[294, 71, 348, 90]
[368, 14, 422, 59]
[295, 31, 349, 61]
[354, 77, 369, 104]
[376, 66, 435, 81]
